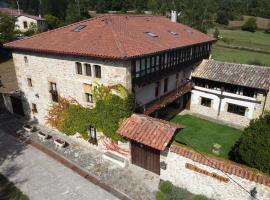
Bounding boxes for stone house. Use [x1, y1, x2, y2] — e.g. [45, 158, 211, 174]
[0, 8, 47, 32]
[4, 14, 215, 125]
[191, 59, 270, 127]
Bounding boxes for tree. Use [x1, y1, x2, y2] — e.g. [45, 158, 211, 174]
[0, 13, 16, 44]
[65, 1, 84, 24]
[216, 11, 229, 25]
[231, 112, 270, 174]
[241, 17, 257, 32]
[44, 14, 62, 29]
[24, 23, 41, 36]
[213, 27, 220, 39]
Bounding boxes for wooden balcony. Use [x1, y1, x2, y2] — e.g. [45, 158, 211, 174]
[142, 80, 193, 115]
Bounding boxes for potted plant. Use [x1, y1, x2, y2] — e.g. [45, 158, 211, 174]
[54, 138, 66, 148]
[37, 131, 50, 140]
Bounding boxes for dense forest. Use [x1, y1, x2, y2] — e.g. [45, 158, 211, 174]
[2, 0, 270, 32]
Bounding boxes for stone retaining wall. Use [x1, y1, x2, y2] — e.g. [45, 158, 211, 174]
[161, 145, 270, 200]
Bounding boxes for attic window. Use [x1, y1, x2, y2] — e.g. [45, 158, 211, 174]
[184, 28, 193, 33]
[168, 30, 178, 36]
[145, 32, 159, 38]
[73, 25, 86, 32]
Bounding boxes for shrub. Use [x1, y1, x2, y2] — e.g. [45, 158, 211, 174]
[241, 17, 257, 32]
[192, 195, 209, 200]
[159, 181, 173, 194]
[213, 28, 220, 39]
[265, 24, 270, 34]
[248, 60, 265, 66]
[231, 113, 270, 173]
[170, 187, 190, 200]
[156, 191, 166, 200]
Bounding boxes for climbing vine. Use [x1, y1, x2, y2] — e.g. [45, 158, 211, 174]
[47, 84, 135, 141]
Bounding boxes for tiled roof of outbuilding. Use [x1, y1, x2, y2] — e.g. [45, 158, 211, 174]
[192, 60, 270, 90]
[117, 114, 184, 151]
[4, 15, 215, 60]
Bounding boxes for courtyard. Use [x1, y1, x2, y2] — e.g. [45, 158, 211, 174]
[171, 114, 242, 158]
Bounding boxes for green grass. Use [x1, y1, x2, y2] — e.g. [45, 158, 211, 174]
[0, 174, 29, 200]
[171, 115, 242, 158]
[209, 28, 270, 66]
[210, 29, 270, 52]
[212, 46, 270, 66]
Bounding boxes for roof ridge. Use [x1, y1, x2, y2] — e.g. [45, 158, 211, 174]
[5, 15, 106, 47]
[209, 59, 270, 70]
[107, 15, 128, 59]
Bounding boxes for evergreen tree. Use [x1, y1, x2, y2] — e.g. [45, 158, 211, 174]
[0, 13, 16, 44]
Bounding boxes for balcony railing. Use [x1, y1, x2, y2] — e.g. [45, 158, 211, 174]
[140, 80, 193, 115]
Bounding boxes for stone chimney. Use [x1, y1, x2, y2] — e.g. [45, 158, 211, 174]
[171, 10, 177, 23]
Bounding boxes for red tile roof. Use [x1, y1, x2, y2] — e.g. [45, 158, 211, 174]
[117, 114, 184, 151]
[5, 15, 215, 60]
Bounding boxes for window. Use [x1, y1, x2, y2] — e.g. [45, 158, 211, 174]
[85, 64, 91, 76]
[227, 104, 246, 116]
[144, 32, 159, 38]
[94, 65, 101, 78]
[168, 30, 178, 36]
[23, 21, 28, 29]
[32, 103, 38, 113]
[85, 93, 93, 103]
[27, 78, 32, 87]
[201, 97, 212, 107]
[164, 78, 168, 93]
[76, 62, 82, 75]
[135, 60, 140, 78]
[49, 82, 58, 103]
[146, 57, 151, 74]
[72, 24, 86, 32]
[141, 59, 146, 76]
[24, 56, 28, 63]
[155, 82, 160, 97]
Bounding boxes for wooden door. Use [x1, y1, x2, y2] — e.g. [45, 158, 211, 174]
[131, 141, 160, 175]
[10, 96, 24, 116]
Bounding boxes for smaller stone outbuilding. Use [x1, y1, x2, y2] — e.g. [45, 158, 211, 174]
[190, 60, 270, 127]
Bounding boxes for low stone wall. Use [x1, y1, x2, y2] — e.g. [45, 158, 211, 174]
[161, 145, 270, 200]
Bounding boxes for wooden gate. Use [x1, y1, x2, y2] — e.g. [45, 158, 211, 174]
[131, 141, 160, 175]
[10, 96, 24, 116]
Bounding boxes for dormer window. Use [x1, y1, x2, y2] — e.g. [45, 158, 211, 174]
[168, 30, 178, 36]
[144, 32, 159, 38]
[72, 25, 86, 32]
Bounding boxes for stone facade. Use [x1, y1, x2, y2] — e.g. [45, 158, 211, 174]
[190, 86, 268, 127]
[161, 145, 270, 200]
[13, 52, 132, 124]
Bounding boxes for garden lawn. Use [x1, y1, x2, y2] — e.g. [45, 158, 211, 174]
[171, 115, 242, 158]
[209, 29, 270, 52]
[212, 46, 270, 67]
[0, 173, 29, 200]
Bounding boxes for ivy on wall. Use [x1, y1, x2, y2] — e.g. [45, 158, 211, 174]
[47, 84, 135, 141]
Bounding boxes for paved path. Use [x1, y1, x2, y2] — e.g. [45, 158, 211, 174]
[0, 129, 118, 200]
